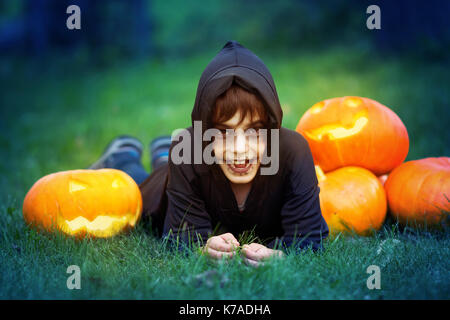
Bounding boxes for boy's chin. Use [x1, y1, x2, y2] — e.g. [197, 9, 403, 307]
[219, 163, 259, 184]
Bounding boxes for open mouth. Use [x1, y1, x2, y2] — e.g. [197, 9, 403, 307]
[226, 159, 255, 175]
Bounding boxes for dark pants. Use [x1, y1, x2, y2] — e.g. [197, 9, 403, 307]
[110, 152, 150, 185]
[111, 153, 169, 236]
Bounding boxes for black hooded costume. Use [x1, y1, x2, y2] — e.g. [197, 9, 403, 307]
[139, 41, 329, 252]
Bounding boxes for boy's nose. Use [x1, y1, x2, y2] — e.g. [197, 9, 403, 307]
[235, 132, 247, 154]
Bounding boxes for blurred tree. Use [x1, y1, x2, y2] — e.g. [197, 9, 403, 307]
[1, 0, 448, 61]
[152, 0, 450, 57]
[372, 0, 450, 58]
[0, 0, 153, 62]
[151, 0, 365, 56]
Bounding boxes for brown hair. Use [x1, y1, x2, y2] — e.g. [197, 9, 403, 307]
[211, 84, 270, 128]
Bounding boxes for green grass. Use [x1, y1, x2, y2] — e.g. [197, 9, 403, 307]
[1, 45, 449, 299]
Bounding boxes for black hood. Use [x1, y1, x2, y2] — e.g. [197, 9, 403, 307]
[191, 41, 283, 131]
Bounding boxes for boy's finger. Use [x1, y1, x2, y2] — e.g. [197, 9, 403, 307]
[208, 240, 234, 252]
[242, 247, 265, 261]
[207, 247, 234, 260]
[220, 233, 240, 246]
[243, 257, 261, 268]
[248, 243, 264, 251]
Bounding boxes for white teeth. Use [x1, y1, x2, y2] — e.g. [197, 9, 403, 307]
[227, 163, 253, 175]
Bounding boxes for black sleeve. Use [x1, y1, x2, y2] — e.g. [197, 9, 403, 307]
[267, 135, 329, 253]
[162, 149, 213, 251]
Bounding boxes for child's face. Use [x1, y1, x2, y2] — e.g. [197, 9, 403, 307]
[212, 110, 266, 184]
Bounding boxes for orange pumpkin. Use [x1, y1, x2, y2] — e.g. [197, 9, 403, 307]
[297, 96, 409, 176]
[23, 169, 142, 238]
[384, 157, 450, 227]
[316, 165, 387, 235]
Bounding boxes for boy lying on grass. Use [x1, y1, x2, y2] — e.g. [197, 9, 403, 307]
[90, 41, 329, 267]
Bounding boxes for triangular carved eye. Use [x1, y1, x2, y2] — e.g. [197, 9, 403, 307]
[344, 97, 363, 108]
[111, 178, 126, 189]
[69, 179, 88, 193]
[309, 101, 325, 114]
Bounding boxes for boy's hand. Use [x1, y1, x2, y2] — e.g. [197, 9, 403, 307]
[202, 233, 240, 260]
[241, 243, 284, 267]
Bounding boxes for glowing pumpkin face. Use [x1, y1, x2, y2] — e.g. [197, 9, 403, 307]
[23, 169, 142, 238]
[316, 165, 387, 235]
[297, 96, 409, 176]
[384, 157, 450, 227]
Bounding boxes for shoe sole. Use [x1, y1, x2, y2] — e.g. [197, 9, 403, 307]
[89, 136, 143, 169]
[150, 135, 173, 152]
[149, 135, 172, 170]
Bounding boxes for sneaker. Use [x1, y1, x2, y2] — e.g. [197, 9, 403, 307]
[89, 135, 144, 170]
[150, 135, 172, 170]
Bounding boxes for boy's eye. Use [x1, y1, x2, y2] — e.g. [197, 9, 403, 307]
[215, 128, 263, 138]
[215, 129, 232, 138]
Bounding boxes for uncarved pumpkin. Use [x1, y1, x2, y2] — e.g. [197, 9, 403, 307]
[297, 96, 409, 176]
[316, 165, 387, 235]
[23, 169, 142, 238]
[384, 157, 450, 227]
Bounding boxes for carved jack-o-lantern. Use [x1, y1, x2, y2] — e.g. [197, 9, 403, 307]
[23, 169, 142, 238]
[297, 96, 409, 176]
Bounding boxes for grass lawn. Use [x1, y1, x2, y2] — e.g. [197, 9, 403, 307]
[1, 45, 449, 299]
